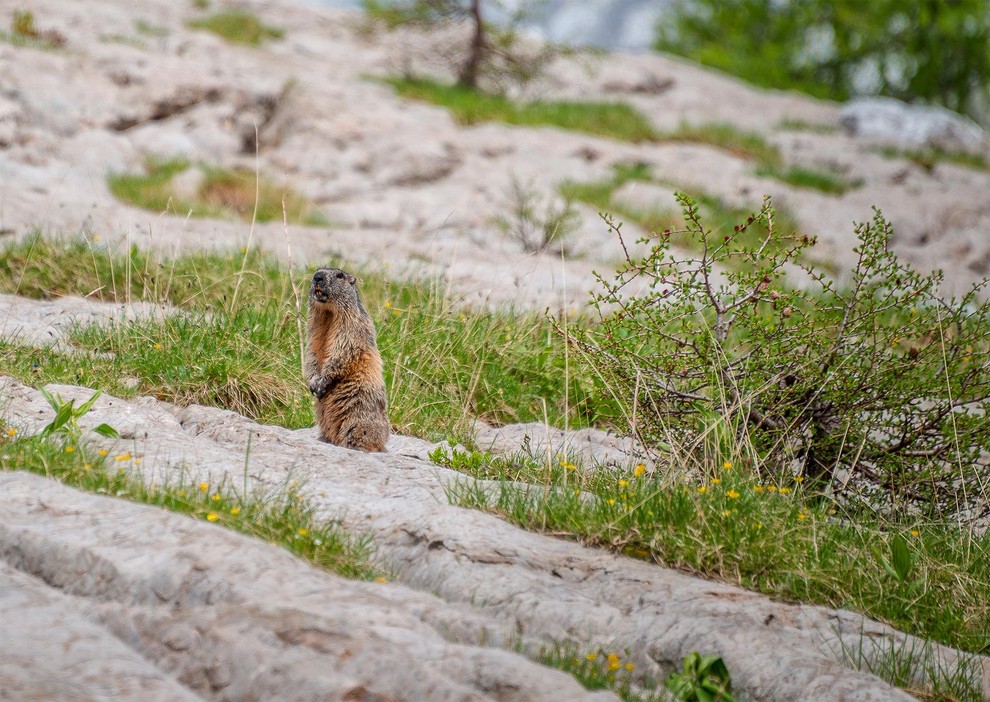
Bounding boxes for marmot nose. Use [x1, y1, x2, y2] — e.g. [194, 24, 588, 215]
[313, 270, 326, 283]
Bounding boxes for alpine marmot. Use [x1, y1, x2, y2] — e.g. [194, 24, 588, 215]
[305, 267, 389, 452]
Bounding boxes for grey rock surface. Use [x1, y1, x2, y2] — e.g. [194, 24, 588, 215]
[840, 97, 988, 155]
[473, 420, 656, 472]
[3, 376, 985, 701]
[0, 293, 167, 351]
[0, 471, 616, 702]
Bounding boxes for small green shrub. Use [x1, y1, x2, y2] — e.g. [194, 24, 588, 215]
[564, 195, 990, 520]
[187, 9, 283, 46]
[493, 176, 580, 254]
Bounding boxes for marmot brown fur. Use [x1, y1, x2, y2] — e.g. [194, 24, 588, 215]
[305, 267, 389, 452]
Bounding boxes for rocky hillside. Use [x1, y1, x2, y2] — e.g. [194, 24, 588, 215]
[1, 0, 988, 307]
[2, 1, 990, 700]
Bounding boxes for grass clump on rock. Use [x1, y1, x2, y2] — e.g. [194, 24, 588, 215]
[186, 9, 283, 46]
[384, 77, 660, 143]
[0, 235, 603, 442]
[0, 425, 381, 580]
[108, 156, 329, 226]
[0, 9, 66, 50]
[387, 78, 860, 195]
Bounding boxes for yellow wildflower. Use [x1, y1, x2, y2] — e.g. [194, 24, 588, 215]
[697, 486, 708, 494]
[779, 487, 792, 495]
[754, 485, 764, 493]
[624, 663, 635, 671]
[211, 494, 221, 502]
[199, 482, 209, 492]
[910, 529, 920, 537]
[5, 428, 16, 436]
[65, 445, 75, 453]
[711, 477, 721, 484]
[206, 513, 218, 522]
[83, 464, 92, 471]
[297, 528, 308, 537]
[633, 464, 646, 477]
[793, 475, 804, 483]
[723, 461, 733, 470]
[114, 453, 131, 462]
[607, 498, 616, 506]
[797, 512, 807, 520]
[230, 507, 241, 515]
[767, 485, 777, 492]
[374, 577, 389, 584]
[98, 449, 108, 456]
[618, 479, 628, 488]
[585, 653, 598, 662]
[726, 490, 740, 499]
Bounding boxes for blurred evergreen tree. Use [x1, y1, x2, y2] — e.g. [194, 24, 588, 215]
[364, 0, 555, 91]
[656, 0, 990, 120]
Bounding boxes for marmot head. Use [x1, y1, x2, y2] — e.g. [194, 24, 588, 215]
[310, 267, 363, 312]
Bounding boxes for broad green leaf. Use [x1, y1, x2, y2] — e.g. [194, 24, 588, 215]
[92, 423, 120, 439]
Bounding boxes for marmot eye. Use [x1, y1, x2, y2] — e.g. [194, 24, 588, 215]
[336, 272, 345, 280]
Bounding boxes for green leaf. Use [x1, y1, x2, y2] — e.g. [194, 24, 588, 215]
[890, 533, 913, 582]
[76, 390, 103, 416]
[92, 423, 120, 439]
[41, 400, 75, 438]
[38, 387, 59, 412]
[663, 674, 695, 701]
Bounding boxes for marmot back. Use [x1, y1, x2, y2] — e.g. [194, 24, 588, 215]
[304, 267, 389, 452]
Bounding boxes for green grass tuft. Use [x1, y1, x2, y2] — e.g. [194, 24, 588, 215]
[384, 77, 660, 143]
[777, 118, 839, 134]
[0, 236, 606, 443]
[385, 78, 861, 195]
[662, 122, 782, 165]
[108, 157, 328, 226]
[874, 145, 990, 172]
[186, 9, 283, 46]
[0, 9, 66, 50]
[441, 449, 990, 663]
[755, 163, 861, 195]
[0, 430, 381, 580]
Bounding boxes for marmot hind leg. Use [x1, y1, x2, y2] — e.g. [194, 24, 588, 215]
[340, 421, 389, 453]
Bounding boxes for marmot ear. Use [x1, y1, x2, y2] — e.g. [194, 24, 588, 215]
[347, 274, 357, 286]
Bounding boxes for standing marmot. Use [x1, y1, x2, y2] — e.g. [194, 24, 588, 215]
[305, 267, 390, 452]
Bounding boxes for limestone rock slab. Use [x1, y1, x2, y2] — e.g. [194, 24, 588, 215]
[2, 377, 983, 700]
